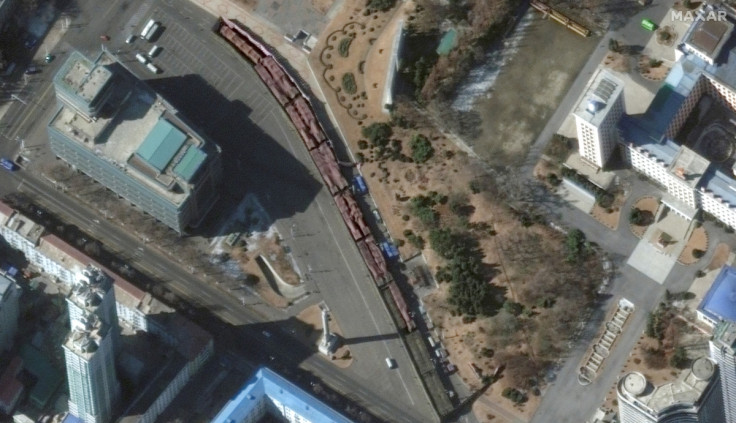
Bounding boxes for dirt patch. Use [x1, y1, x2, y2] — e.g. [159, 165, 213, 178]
[453, 16, 598, 165]
[602, 52, 630, 73]
[311, 0, 335, 14]
[638, 55, 671, 82]
[590, 191, 625, 230]
[630, 196, 659, 238]
[707, 243, 731, 271]
[296, 305, 353, 368]
[678, 226, 708, 265]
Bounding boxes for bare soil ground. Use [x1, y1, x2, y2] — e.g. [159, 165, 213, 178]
[296, 305, 353, 368]
[590, 191, 625, 230]
[678, 226, 708, 265]
[638, 55, 671, 82]
[630, 196, 659, 238]
[707, 243, 731, 271]
[311, 0, 335, 14]
[603, 52, 630, 73]
[453, 16, 598, 165]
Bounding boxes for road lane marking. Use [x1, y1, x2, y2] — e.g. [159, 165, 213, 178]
[270, 114, 416, 405]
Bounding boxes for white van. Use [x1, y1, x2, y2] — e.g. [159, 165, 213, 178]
[427, 336, 436, 348]
[146, 63, 160, 74]
[145, 23, 161, 41]
[140, 19, 156, 37]
[385, 358, 396, 369]
[135, 53, 149, 65]
[148, 45, 162, 58]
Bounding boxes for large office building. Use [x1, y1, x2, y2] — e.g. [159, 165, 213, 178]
[212, 367, 353, 423]
[63, 266, 120, 423]
[0, 272, 19, 353]
[616, 358, 724, 423]
[47, 51, 223, 233]
[574, 69, 626, 168]
[710, 321, 736, 422]
[0, 200, 213, 423]
[571, 4, 736, 229]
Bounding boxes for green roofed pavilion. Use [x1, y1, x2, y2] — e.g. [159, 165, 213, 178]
[136, 119, 187, 172]
[174, 146, 207, 182]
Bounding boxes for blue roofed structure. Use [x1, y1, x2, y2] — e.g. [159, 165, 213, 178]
[211, 367, 353, 423]
[173, 146, 207, 182]
[698, 265, 736, 326]
[136, 119, 188, 172]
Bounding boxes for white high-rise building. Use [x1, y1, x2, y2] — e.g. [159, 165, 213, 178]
[0, 272, 20, 353]
[617, 358, 724, 423]
[573, 69, 625, 168]
[710, 321, 736, 422]
[63, 265, 120, 423]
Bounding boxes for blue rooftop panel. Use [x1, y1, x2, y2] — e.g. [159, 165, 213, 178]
[698, 265, 736, 323]
[173, 146, 207, 182]
[212, 367, 353, 423]
[136, 119, 187, 172]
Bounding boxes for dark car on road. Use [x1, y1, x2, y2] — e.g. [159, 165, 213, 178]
[24, 37, 38, 49]
[24, 66, 40, 74]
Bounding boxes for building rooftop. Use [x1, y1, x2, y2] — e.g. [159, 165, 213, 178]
[1, 210, 44, 245]
[53, 51, 113, 104]
[698, 265, 736, 323]
[683, 6, 735, 61]
[64, 315, 109, 360]
[49, 53, 211, 206]
[113, 279, 173, 317]
[19, 343, 63, 408]
[0, 356, 23, 411]
[212, 367, 353, 423]
[618, 357, 717, 416]
[712, 320, 736, 352]
[669, 147, 710, 188]
[0, 272, 13, 300]
[573, 68, 624, 127]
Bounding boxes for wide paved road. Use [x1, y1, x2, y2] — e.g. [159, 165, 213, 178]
[0, 0, 436, 421]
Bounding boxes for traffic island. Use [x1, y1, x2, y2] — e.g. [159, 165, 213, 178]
[296, 304, 353, 368]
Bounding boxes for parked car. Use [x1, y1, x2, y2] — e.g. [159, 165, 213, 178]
[24, 37, 38, 49]
[125, 34, 136, 44]
[44, 54, 54, 63]
[24, 66, 40, 75]
[1, 158, 17, 171]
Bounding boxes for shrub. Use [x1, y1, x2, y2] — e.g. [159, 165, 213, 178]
[565, 229, 588, 262]
[481, 347, 494, 358]
[410, 134, 434, 163]
[338, 37, 352, 57]
[462, 315, 476, 324]
[670, 346, 689, 369]
[367, 0, 396, 11]
[692, 249, 705, 259]
[503, 301, 523, 316]
[361, 122, 393, 147]
[407, 233, 425, 249]
[596, 192, 614, 208]
[469, 180, 482, 194]
[502, 387, 527, 404]
[410, 195, 439, 226]
[358, 140, 369, 149]
[342, 73, 357, 94]
[629, 208, 654, 226]
[643, 347, 667, 369]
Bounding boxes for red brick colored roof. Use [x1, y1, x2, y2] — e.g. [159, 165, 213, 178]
[0, 357, 24, 411]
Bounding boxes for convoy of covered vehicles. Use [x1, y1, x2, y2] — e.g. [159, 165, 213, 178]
[216, 17, 415, 332]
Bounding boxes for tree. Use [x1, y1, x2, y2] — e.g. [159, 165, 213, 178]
[410, 195, 439, 225]
[564, 229, 587, 262]
[367, 0, 396, 11]
[410, 134, 434, 163]
[361, 122, 393, 147]
[608, 38, 622, 53]
[670, 346, 689, 369]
